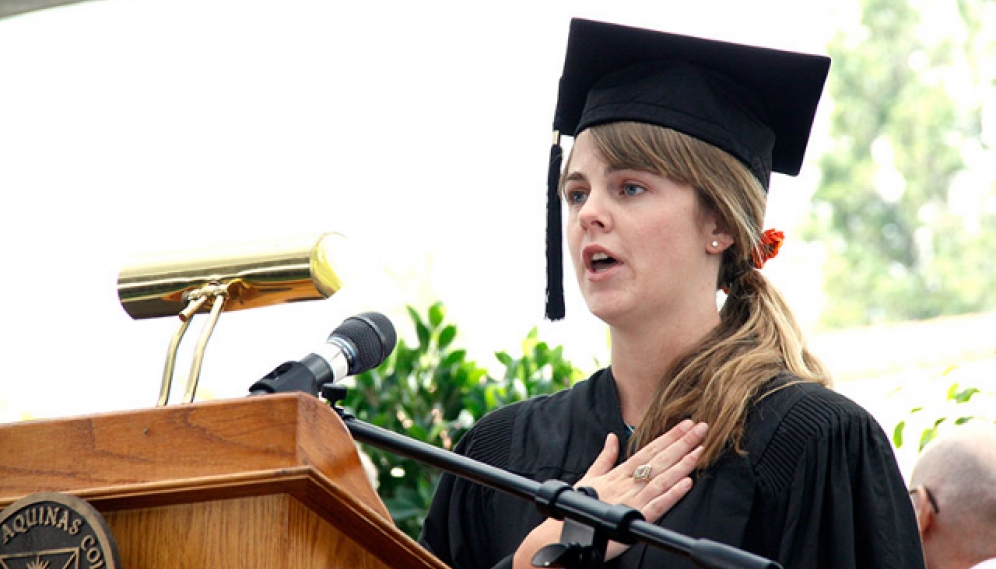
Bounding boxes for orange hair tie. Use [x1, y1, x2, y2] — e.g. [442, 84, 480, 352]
[751, 229, 784, 269]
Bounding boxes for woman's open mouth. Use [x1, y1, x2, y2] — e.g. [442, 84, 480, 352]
[589, 251, 619, 273]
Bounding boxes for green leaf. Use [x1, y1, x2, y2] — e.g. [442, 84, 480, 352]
[469, 367, 488, 382]
[406, 306, 423, 328]
[494, 351, 514, 367]
[441, 349, 467, 368]
[438, 325, 457, 350]
[893, 421, 906, 448]
[946, 383, 960, 400]
[415, 319, 430, 349]
[429, 302, 445, 328]
[952, 387, 980, 404]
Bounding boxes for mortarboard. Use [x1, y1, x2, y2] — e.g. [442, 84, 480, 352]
[545, 18, 830, 320]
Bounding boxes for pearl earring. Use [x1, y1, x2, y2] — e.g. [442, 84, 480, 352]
[710, 240, 719, 248]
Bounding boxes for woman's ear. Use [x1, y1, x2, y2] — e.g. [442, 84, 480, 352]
[699, 203, 734, 254]
[706, 224, 735, 255]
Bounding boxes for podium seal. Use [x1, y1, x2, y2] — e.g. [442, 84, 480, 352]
[0, 493, 120, 569]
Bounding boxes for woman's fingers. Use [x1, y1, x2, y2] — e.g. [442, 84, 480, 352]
[637, 443, 703, 521]
[602, 428, 704, 561]
[583, 424, 706, 562]
[642, 445, 703, 496]
[640, 419, 696, 456]
[643, 475, 694, 522]
[579, 422, 706, 513]
[586, 433, 620, 478]
[629, 421, 708, 478]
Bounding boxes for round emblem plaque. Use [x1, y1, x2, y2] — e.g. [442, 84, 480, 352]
[0, 493, 120, 569]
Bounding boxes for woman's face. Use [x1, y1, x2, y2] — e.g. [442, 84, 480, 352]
[563, 130, 725, 328]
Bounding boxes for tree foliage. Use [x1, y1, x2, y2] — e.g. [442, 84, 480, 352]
[805, 0, 996, 328]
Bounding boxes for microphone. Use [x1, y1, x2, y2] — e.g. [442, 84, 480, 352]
[249, 312, 397, 396]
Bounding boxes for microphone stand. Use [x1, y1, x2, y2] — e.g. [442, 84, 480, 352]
[321, 385, 781, 569]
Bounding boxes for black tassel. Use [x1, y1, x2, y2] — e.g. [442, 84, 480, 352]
[545, 134, 565, 320]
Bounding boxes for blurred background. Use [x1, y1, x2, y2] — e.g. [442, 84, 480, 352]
[1, 0, 994, 479]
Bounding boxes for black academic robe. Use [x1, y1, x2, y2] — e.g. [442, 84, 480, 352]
[418, 368, 925, 569]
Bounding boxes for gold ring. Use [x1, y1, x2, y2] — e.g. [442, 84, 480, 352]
[633, 464, 652, 481]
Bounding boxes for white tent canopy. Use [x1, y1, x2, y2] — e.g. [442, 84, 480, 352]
[0, 0, 96, 19]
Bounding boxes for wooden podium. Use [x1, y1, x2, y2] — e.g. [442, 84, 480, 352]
[0, 393, 448, 569]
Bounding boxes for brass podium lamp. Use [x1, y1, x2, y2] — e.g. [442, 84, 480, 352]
[116, 233, 347, 406]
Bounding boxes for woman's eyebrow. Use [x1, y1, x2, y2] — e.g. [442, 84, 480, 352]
[563, 165, 627, 183]
[562, 170, 587, 183]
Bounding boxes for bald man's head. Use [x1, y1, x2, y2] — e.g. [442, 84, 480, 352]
[910, 422, 996, 569]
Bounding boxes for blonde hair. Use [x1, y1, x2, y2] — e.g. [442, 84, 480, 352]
[568, 121, 830, 467]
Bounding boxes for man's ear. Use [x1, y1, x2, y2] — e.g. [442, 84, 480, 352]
[913, 487, 934, 537]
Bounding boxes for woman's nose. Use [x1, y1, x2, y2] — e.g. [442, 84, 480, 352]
[578, 190, 610, 230]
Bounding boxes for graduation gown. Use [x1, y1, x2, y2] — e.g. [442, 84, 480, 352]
[418, 368, 925, 569]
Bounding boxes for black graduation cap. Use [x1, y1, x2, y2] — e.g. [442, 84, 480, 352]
[544, 18, 830, 320]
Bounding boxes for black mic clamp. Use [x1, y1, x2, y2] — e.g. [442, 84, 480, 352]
[249, 312, 396, 396]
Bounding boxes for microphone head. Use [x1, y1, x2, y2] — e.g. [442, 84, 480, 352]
[332, 312, 397, 375]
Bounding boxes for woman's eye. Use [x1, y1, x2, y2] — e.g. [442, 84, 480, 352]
[565, 189, 588, 205]
[622, 183, 646, 197]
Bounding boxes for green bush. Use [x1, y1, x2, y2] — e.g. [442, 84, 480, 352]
[338, 302, 585, 538]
